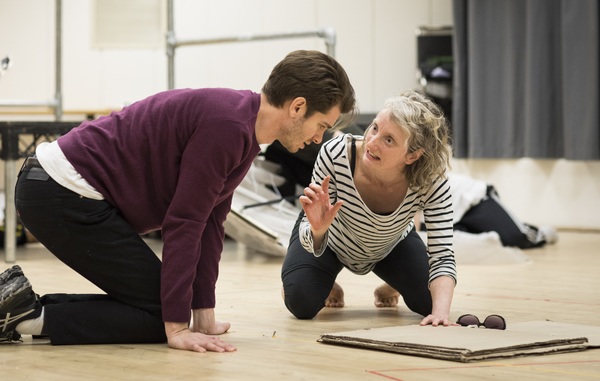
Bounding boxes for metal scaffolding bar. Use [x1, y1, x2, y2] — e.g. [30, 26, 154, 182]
[165, 0, 336, 90]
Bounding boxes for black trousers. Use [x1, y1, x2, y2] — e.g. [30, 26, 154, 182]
[15, 159, 166, 345]
[281, 213, 432, 319]
[454, 186, 545, 249]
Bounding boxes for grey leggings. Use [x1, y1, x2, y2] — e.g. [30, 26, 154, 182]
[281, 212, 432, 319]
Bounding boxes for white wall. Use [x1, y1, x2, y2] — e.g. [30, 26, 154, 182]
[0, 0, 452, 112]
[0, 0, 598, 230]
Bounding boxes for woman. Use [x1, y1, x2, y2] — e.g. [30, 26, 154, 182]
[281, 90, 456, 326]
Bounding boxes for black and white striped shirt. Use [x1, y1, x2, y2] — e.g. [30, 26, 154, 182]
[299, 134, 456, 284]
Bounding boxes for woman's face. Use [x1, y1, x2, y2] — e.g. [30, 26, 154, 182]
[362, 109, 420, 172]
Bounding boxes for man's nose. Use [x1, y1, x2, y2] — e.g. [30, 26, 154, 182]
[312, 131, 325, 144]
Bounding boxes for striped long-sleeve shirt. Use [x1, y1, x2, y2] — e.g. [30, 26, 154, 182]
[299, 134, 456, 284]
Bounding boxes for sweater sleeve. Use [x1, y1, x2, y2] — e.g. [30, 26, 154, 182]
[160, 125, 245, 323]
[191, 194, 233, 309]
[422, 177, 457, 285]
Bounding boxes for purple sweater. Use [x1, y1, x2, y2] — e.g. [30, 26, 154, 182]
[58, 88, 261, 322]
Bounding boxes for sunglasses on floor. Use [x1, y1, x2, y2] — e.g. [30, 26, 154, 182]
[456, 314, 507, 330]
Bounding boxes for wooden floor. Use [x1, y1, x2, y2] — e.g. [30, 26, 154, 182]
[1, 231, 599, 381]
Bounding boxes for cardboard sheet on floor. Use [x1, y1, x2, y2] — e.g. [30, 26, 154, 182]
[319, 321, 600, 362]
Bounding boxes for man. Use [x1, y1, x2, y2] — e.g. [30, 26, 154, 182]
[0, 50, 356, 352]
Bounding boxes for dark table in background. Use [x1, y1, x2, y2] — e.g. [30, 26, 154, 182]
[0, 121, 80, 262]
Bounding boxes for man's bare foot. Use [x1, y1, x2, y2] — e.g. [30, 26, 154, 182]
[374, 283, 400, 307]
[325, 282, 345, 307]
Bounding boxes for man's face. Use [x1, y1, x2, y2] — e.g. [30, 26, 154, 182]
[278, 105, 341, 153]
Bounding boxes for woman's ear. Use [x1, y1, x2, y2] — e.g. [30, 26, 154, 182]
[406, 149, 424, 165]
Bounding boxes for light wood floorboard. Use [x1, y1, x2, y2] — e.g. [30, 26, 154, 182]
[1, 231, 599, 381]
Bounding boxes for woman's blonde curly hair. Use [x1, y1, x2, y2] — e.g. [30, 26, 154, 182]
[367, 90, 452, 192]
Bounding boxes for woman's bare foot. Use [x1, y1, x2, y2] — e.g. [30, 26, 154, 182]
[325, 282, 345, 307]
[374, 283, 400, 307]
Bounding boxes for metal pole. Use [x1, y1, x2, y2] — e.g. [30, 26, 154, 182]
[54, 0, 63, 120]
[4, 160, 16, 262]
[166, 0, 175, 90]
[319, 26, 336, 58]
[166, 19, 337, 90]
[173, 28, 334, 50]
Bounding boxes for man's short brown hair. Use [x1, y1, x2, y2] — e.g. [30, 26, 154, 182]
[262, 50, 357, 126]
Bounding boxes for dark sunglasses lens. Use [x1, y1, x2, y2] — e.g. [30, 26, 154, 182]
[457, 314, 480, 327]
[483, 315, 506, 330]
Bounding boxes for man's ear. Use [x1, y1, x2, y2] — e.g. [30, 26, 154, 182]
[289, 97, 307, 118]
[406, 149, 424, 165]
